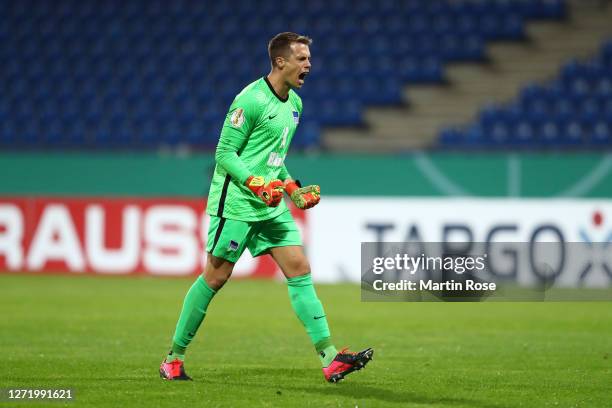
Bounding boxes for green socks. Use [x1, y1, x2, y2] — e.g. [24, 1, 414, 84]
[287, 273, 338, 367]
[166, 351, 185, 362]
[168, 276, 216, 361]
[167, 274, 337, 367]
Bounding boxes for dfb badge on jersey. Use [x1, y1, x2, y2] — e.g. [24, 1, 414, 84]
[230, 108, 245, 128]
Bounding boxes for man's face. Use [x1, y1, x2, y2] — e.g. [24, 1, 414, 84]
[280, 43, 311, 89]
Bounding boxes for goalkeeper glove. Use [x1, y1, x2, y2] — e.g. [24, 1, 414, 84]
[284, 179, 320, 209]
[245, 176, 284, 207]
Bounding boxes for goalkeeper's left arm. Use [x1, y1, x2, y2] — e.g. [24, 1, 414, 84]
[279, 165, 321, 210]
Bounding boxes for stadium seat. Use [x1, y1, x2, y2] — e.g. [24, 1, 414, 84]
[440, 36, 612, 149]
[0, 0, 568, 150]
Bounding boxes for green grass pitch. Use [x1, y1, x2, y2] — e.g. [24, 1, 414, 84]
[1, 274, 611, 407]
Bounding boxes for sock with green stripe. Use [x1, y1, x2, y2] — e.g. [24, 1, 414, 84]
[166, 275, 216, 362]
[287, 273, 338, 367]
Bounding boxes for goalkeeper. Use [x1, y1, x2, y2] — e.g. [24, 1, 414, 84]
[159, 32, 373, 383]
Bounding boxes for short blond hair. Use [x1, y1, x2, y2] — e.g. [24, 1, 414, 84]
[268, 32, 312, 66]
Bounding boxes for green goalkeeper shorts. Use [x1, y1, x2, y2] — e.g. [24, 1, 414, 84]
[206, 210, 302, 263]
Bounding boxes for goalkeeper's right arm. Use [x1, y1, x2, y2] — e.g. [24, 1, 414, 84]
[215, 144, 282, 207]
[214, 142, 251, 184]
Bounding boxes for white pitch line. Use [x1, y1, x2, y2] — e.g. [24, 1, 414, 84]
[558, 155, 612, 197]
[414, 153, 470, 196]
[508, 155, 521, 197]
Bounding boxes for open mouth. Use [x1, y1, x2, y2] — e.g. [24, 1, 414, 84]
[298, 72, 308, 84]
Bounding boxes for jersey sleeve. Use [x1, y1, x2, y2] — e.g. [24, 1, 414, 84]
[295, 93, 303, 115]
[215, 92, 263, 184]
[278, 164, 291, 181]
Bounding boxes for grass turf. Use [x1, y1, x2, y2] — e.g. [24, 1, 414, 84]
[1, 274, 611, 407]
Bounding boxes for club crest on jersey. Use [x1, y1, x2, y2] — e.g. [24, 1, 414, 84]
[292, 111, 299, 124]
[230, 108, 245, 128]
[228, 240, 239, 251]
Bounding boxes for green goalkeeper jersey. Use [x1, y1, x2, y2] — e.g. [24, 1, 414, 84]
[206, 77, 303, 221]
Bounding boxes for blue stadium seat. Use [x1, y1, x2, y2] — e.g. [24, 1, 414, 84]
[1, 0, 568, 150]
[591, 121, 611, 145]
[465, 124, 487, 146]
[440, 35, 612, 149]
[439, 127, 465, 146]
[540, 120, 563, 147]
[292, 120, 321, 149]
[513, 120, 537, 146]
